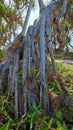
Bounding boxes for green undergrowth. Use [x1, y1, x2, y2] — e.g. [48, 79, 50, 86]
[0, 62, 73, 130]
[0, 97, 70, 130]
[47, 62, 73, 96]
[56, 62, 73, 75]
[47, 62, 73, 130]
[56, 62, 73, 95]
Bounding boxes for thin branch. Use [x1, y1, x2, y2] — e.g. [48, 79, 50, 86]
[38, 0, 45, 11]
[22, 0, 34, 36]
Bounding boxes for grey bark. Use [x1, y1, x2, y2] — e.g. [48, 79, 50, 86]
[0, 0, 67, 78]
[27, 26, 33, 72]
[22, 41, 28, 84]
[0, 0, 68, 117]
[61, 0, 67, 16]
[9, 64, 13, 88]
[38, 0, 45, 10]
[22, 0, 34, 36]
[22, 40, 28, 114]
[13, 49, 20, 119]
[38, 0, 49, 110]
[45, 0, 67, 77]
[39, 9, 46, 108]
[7, 63, 13, 99]
[45, 8, 58, 77]
[0, 34, 23, 79]
[49, 43, 58, 77]
[0, 78, 2, 91]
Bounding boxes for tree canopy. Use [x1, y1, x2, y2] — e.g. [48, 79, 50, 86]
[0, 0, 73, 47]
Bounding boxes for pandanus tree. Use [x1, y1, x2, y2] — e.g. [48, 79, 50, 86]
[0, 0, 73, 119]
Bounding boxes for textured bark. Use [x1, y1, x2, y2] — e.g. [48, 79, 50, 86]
[22, 0, 34, 36]
[38, 0, 49, 111]
[7, 63, 13, 99]
[61, 0, 67, 16]
[38, 0, 45, 10]
[0, 78, 2, 91]
[0, 0, 68, 117]
[49, 44, 58, 77]
[27, 26, 32, 72]
[13, 49, 20, 119]
[22, 40, 28, 114]
[0, 34, 23, 79]
[22, 41, 28, 84]
[39, 9, 46, 109]
[8, 64, 13, 88]
[45, 0, 67, 78]
[0, 0, 67, 77]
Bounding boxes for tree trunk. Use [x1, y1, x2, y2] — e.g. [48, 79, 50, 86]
[22, 0, 34, 36]
[0, 78, 2, 92]
[12, 49, 20, 119]
[0, 0, 68, 118]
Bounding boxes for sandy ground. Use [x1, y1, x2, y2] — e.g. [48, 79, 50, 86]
[55, 59, 73, 64]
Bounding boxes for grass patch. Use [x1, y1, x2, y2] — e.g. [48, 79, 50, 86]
[56, 62, 73, 95]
